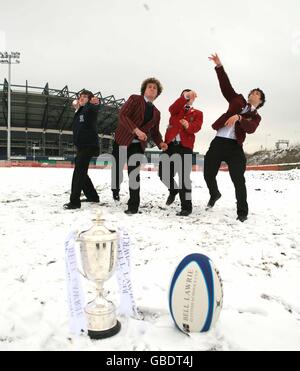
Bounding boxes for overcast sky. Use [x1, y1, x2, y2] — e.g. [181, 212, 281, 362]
[1, 0, 300, 153]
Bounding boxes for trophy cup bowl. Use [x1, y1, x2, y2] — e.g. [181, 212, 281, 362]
[78, 212, 121, 340]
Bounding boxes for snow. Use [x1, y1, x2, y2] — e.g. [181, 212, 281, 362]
[0, 167, 300, 351]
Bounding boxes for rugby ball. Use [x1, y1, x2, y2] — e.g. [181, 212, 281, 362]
[169, 254, 223, 333]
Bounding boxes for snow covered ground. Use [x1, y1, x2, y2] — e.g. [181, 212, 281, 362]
[0, 167, 300, 351]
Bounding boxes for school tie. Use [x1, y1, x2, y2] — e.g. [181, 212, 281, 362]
[241, 103, 251, 114]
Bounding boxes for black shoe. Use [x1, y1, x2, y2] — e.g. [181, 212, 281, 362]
[112, 191, 120, 201]
[237, 215, 248, 223]
[176, 210, 192, 217]
[166, 192, 178, 206]
[124, 209, 138, 215]
[63, 202, 81, 210]
[207, 192, 222, 208]
[81, 198, 99, 203]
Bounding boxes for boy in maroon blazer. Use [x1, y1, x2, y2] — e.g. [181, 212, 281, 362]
[112, 78, 167, 215]
[204, 53, 266, 222]
[159, 89, 203, 216]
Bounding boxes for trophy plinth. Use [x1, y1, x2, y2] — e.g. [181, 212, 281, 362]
[78, 212, 121, 340]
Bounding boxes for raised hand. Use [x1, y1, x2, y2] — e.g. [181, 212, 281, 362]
[72, 99, 80, 110]
[90, 97, 100, 105]
[185, 90, 197, 101]
[208, 53, 222, 67]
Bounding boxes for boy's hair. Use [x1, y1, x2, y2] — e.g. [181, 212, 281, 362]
[181, 89, 192, 96]
[79, 89, 94, 101]
[248, 88, 266, 109]
[141, 78, 163, 98]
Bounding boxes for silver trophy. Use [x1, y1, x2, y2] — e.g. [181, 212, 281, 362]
[77, 212, 121, 340]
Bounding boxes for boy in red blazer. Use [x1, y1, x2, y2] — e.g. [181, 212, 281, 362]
[112, 78, 167, 215]
[159, 90, 203, 216]
[204, 53, 266, 222]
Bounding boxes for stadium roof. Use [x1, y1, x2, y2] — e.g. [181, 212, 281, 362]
[0, 79, 125, 135]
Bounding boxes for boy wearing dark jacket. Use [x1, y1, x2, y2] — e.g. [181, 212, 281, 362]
[64, 90, 100, 210]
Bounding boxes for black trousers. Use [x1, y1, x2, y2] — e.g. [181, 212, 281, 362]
[111, 141, 144, 211]
[70, 145, 99, 206]
[159, 142, 193, 211]
[204, 137, 248, 216]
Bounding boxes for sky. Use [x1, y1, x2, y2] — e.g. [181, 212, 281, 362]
[0, 0, 300, 154]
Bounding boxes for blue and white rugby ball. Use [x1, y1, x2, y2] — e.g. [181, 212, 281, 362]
[169, 254, 223, 333]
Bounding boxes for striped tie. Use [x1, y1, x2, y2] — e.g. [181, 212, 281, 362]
[241, 103, 251, 114]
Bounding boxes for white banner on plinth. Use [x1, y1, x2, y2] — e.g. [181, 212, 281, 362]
[65, 231, 87, 335]
[117, 228, 141, 319]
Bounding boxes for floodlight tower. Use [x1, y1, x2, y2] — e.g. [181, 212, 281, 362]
[0, 52, 21, 160]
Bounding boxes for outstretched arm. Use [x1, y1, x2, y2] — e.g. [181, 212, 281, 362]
[85, 97, 100, 123]
[86, 97, 100, 112]
[209, 53, 238, 102]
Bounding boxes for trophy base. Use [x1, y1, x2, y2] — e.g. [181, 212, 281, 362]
[88, 320, 121, 340]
